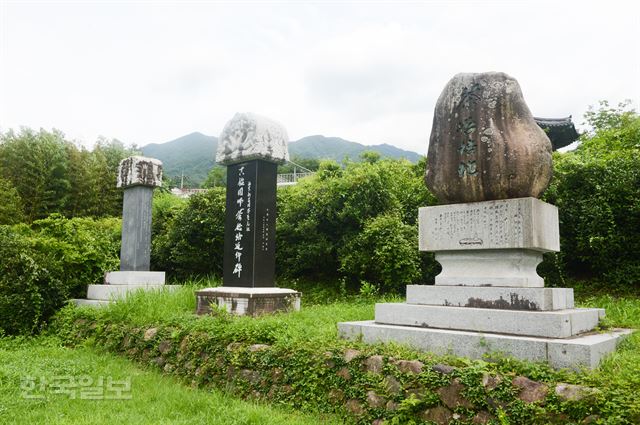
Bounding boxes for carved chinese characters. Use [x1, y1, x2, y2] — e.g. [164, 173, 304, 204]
[232, 165, 247, 278]
[425, 72, 553, 203]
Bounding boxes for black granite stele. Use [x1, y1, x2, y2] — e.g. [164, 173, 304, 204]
[222, 159, 277, 288]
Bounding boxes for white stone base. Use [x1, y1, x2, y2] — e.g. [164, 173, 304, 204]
[338, 321, 632, 370]
[87, 284, 176, 300]
[71, 270, 172, 307]
[196, 287, 301, 316]
[104, 271, 165, 285]
[406, 285, 574, 311]
[375, 303, 603, 338]
[434, 249, 544, 287]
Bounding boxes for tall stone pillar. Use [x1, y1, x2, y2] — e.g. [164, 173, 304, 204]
[339, 72, 630, 369]
[196, 113, 301, 316]
[73, 156, 170, 307]
[104, 156, 165, 286]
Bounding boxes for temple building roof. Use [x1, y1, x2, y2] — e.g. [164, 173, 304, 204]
[534, 116, 580, 151]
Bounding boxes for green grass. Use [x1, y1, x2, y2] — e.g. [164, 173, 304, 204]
[42, 281, 640, 423]
[70, 281, 640, 379]
[71, 281, 405, 348]
[0, 335, 342, 425]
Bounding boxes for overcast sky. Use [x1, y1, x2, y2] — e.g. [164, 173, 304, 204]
[1, 0, 638, 154]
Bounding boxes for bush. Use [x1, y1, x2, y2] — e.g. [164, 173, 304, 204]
[276, 159, 437, 290]
[543, 150, 640, 286]
[0, 215, 120, 335]
[339, 214, 422, 292]
[151, 188, 226, 280]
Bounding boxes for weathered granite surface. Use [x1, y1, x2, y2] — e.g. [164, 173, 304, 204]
[406, 285, 574, 311]
[117, 156, 163, 188]
[419, 197, 559, 252]
[216, 113, 289, 165]
[195, 287, 301, 316]
[425, 72, 552, 203]
[419, 197, 558, 287]
[375, 304, 603, 338]
[339, 321, 631, 370]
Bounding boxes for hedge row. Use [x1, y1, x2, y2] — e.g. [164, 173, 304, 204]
[0, 215, 120, 335]
[51, 304, 637, 425]
[150, 151, 640, 291]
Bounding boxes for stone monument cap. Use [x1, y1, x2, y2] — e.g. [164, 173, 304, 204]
[216, 112, 289, 165]
[117, 156, 163, 188]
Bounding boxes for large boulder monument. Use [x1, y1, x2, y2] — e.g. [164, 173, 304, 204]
[339, 72, 630, 369]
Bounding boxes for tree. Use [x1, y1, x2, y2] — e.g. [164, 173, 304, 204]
[201, 166, 227, 188]
[0, 128, 70, 221]
[360, 150, 381, 164]
[0, 177, 25, 224]
[0, 129, 140, 221]
[543, 101, 640, 287]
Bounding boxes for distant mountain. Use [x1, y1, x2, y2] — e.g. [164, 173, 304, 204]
[290, 135, 422, 163]
[141, 132, 423, 187]
[142, 132, 218, 186]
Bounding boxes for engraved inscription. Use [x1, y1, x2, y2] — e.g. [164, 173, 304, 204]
[459, 238, 483, 246]
[429, 200, 526, 249]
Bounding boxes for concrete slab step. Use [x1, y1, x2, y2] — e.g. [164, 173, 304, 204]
[375, 303, 603, 338]
[71, 299, 111, 307]
[338, 320, 632, 370]
[87, 284, 167, 300]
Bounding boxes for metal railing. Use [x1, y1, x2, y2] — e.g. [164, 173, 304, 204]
[170, 188, 208, 198]
[277, 172, 315, 185]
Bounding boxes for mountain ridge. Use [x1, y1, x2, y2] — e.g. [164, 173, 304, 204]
[141, 132, 423, 186]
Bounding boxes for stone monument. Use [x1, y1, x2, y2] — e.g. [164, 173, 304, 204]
[74, 156, 169, 306]
[339, 72, 630, 369]
[196, 113, 301, 316]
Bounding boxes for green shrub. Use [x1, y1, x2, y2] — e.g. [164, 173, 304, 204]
[0, 215, 120, 335]
[543, 150, 640, 286]
[0, 227, 52, 335]
[339, 214, 422, 292]
[31, 214, 121, 292]
[276, 159, 436, 290]
[151, 188, 225, 280]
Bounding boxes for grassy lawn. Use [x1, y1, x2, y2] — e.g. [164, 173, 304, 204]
[0, 336, 341, 425]
[4, 280, 639, 423]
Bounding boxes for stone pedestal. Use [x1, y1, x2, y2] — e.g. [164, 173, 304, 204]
[339, 198, 631, 369]
[195, 287, 301, 316]
[419, 197, 559, 287]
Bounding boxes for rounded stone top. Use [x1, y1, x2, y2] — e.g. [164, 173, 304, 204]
[216, 112, 290, 165]
[425, 72, 553, 204]
[117, 156, 163, 188]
